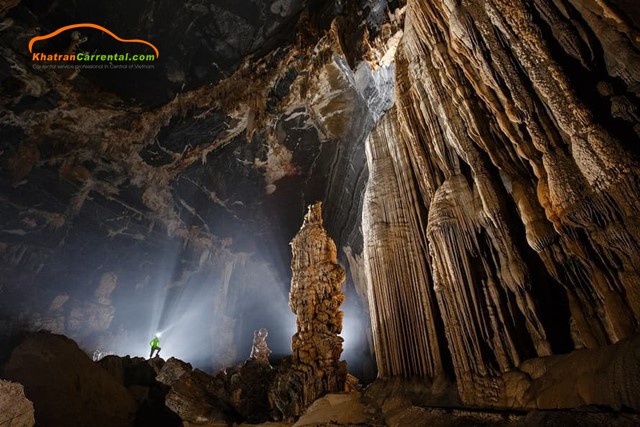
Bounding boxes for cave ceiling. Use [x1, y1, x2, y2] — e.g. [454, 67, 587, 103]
[16, 0, 306, 105]
[0, 0, 386, 261]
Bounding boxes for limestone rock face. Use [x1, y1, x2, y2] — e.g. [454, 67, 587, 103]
[156, 354, 276, 424]
[363, 108, 447, 380]
[99, 356, 182, 427]
[156, 358, 232, 425]
[163, 369, 231, 425]
[504, 334, 640, 410]
[0, 380, 35, 427]
[156, 357, 193, 387]
[67, 272, 117, 338]
[218, 359, 276, 423]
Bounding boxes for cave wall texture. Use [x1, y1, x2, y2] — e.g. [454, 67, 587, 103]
[1, 0, 640, 409]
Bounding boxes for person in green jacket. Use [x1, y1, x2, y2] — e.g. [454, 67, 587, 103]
[149, 335, 161, 358]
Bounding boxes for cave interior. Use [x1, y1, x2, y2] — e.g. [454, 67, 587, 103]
[1, 0, 640, 425]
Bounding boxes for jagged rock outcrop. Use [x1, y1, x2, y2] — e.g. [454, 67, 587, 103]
[219, 359, 276, 423]
[103, 349, 284, 425]
[155, 357, 193, 387]
[0, 380, 35, 427]
[163, 370, 231, 425]
[156, 353, 278, 424]
[0, 332, 137, 427]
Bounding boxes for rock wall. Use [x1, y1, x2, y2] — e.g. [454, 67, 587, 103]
[363, 108, 447, 380]
[362, 0, 640, 408]
[503, 334, 640, 410]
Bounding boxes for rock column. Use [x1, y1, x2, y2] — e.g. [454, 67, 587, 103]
[275, 201, 347, 417]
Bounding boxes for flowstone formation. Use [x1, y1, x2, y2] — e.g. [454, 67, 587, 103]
[361, 0, 640, 410]
[272, 202, 348, 418]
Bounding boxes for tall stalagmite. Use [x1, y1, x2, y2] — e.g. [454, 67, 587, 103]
[273, 202, 347, 416]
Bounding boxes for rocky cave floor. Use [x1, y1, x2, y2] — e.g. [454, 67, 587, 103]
[1, 332, 639, 427]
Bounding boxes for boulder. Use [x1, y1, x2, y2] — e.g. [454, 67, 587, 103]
[218, 358, 276, 422]
[165, 369, 234, 425]
[0, 380, 35, 427]
[0, 332, 137, 427]
[293, 393, 366, 426]
[99, 355, 181, 427]
[156, 357, 192, 386]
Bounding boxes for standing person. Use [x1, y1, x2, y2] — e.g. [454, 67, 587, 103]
[149, 335, 161, 358]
